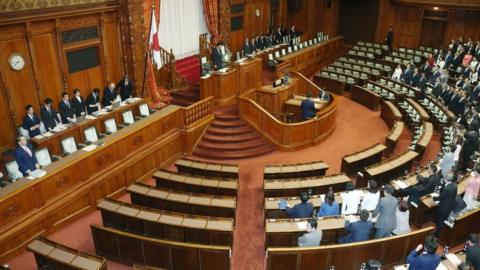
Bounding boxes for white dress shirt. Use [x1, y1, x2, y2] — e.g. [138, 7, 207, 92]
[341, 190, 362, 215]
[361, 191, 380, 211]
[392, 209, 411, 235]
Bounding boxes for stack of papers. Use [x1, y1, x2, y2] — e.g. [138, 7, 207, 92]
[394, 180, 408, 189]
[27, 169, 47, 180]
[42, 132, 54, 137]
[436, 263, 448, 270]
[446, 254, 462, 266]
[82, 145, 97, 152]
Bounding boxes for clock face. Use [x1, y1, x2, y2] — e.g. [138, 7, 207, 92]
[8, 54, 25, 71]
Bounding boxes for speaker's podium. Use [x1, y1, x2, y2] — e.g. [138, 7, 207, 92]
[200, 57, 262, 108]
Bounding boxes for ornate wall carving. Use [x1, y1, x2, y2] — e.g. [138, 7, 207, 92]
[0, 0, 114, 13]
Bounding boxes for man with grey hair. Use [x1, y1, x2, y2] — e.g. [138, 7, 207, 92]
[372, 184, 398, 238]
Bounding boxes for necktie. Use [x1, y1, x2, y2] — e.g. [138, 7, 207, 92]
[22, 145, 32, 157]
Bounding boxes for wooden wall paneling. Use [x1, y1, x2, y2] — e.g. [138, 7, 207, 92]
[0, 73, 16, 151]
[444, 10, 480, 45]
[102, 12, 123, 85]
[419, 18, 447, 47]
[219, 0, 232, 47]
[395, 6, 423, 48]
[375, 0, 396, 45]
[337, 0, 380, 45]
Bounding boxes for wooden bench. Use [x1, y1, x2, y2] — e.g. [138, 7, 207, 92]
[386, 121, 404, 153]
[97, 198, 234, 246]
[350, 85, 381, 111]
[415, 122, 433, 157]
[264, 161, 329, 179]
[127, 183, 236, 218]
[313, 74, 348, 95]
[341, 143, 387, 176]
[264, 173, 351, 197]
[91, 224, 231, 270]
[266, 226, 435, 270]
[27, 236, 107, 270]
[440, 207, 480, 247]
[406, 98, 430, 122]
[175, 158, 239, 179]
[364, 150, 419, 185]
[381, 101, 402, 128]
[153, 170, 238, 196]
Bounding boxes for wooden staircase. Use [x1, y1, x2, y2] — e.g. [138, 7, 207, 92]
[193, 107, 276, 159]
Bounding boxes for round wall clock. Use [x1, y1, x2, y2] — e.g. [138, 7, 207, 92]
[8, 53, 25, 71]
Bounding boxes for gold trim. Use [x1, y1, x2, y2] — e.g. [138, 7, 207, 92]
[0, 0, 112, 13]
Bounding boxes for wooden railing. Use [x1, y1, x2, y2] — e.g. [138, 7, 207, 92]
[156, 46, 184, 89]
[181, 96, 214, 128]
[199, 33, 213, 62]
[238, 74, 338, 151]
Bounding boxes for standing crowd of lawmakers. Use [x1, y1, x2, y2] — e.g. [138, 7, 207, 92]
[7, 76, 134, 179]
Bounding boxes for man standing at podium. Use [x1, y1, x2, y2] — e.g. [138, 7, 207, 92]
[300, 93, 316, 120]
[212, 41, 230, 70]
[14, 136, 39, 177]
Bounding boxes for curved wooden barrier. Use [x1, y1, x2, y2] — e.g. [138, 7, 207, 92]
[266, 226, 435, 270]
[238, 73, 338, 151]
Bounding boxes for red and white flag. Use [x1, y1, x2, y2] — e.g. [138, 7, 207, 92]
[149, 11, 162, 69]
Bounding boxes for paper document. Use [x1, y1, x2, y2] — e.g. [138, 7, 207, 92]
[393, 265, 408, 270]
[446, 254, 462, 266]
[296, 222, 307, 230]
[31, 169, 47, 178]
[42, 132, 54, 137]
[86, 115, 96, 120]
[82, 144, 97, 152]
[394, 180, 408, 189]
[436, 262, 448, 270]
[34, 134, 45, 140]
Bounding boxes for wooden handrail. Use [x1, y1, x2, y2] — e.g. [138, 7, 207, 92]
[291, 71, 324, 95]
[181, 96, 214, 128]
[199, 33, 213, 62]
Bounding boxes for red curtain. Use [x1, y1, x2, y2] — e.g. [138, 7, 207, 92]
[203, 0, 219, 44]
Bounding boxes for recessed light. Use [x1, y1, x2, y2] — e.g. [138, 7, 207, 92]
[433, 6, 439, 10]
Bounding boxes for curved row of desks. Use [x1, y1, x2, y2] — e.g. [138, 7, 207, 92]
[127, 183, 236, 218]
[363, 150, 419, 185]
[264, 161, 329, 179]
[91, 224, 231, 270]
[386, 121, 404, 153]
[153, 170, 238, 196]
[27, 236, 107, 270]
[97, 198, 234, 246]
[264, 173, 351, 197]
[341, 143, 386, 176]
[174, 158, 239, 179]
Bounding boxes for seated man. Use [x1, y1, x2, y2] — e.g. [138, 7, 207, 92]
[466, 233, 480, 270]
[59, 92, 76, 124]
[14, 136, 39, 177]
[22, 104, 41, 137]
[300, 93, 316, 120]
[406, 235, 441, 270]
[284, 191, 313, 218]
[338, 209, 373, 243]
[40, 98, 60, 131]
[102, 82, 118, 107]
[298, 218, 322, 247]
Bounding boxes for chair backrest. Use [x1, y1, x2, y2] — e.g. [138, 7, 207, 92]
[17, 126, 30, 140]
[201, 56, 207, 64]
[39, 122, 47, 134]
[35, 148, 52, 167]
[6, 160, 23, 181]
[84, 126, 99, 143]
[139, 104, 150, 117]
[287, 47, 292, 53]
[104, 118, 117, 134]
[281, 49, 286, 55]
[122, 110, 134, 125]
[268, 53, 273, 61]
[61, 136, 77, 154]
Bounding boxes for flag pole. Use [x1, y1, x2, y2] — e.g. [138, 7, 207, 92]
[141, 3, 155, 98]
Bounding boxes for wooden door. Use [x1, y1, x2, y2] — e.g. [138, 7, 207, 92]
[419, 19, 446, 48]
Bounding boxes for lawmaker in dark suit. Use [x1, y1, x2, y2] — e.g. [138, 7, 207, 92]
[71, 89, 86, 117]
[117, 75, 134, 101]
[22, 105, 41, 138]
[40, 98, 60, 131]
[242, 38, 252, 56]
[102, 83, 118, 107]
[444, 51, 453, 69]
[86, 88, 101, 115]
[59, 92, 76, 124]
[14, 136, 39, 176]
[418, 73, 428, 92]
[285, 192, 314, 218]
[466, 233, 480, 270]
[406, 235, 441, 270]
[411, 69, 421, 87]
[300, 93, 316, 120]
[386, 27, 393, 50]
[212, 44, 223, 70]
[433, 174, 457, 236]
[338, 209, 373, 243]
[432, 80, 443, 97]
[403, 65, 413, 85]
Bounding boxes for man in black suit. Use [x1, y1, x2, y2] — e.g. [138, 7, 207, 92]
[430, 66, 441, 84]
[411, 68, 421, 87]
[460, 120, 479, 171]
[102, 82, 118, 107]
[243, 38, 252, 56]
[40, 98, 60, 131]
[466, 233, 480, 270]
[289, 25, 297, 41]
[212, 43, 223, 70]
[386, 27, 393, 50]
[444, 51, 454, 70]
[418, 73, 428, 93]
[59, 92, 76, 124]
[22, 104, 41, 138]
[403, 64, 413, 85]
[86, 88, 101, 115]
[117, 75, 134, 101]
[275, 27, 283, 43]
[433, 173, 457, 236]
[471, 82, 480, 103]
[432, 79, 443, 97]
[71, 88, 86, 117]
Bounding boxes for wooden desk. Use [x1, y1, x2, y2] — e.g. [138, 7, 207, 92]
[91, 224, 230, 270]
[264, 161, 329, 179]
[341, 143, 387, 176]
[351, 85, 381, 111]
[415, 122, 433, 157]
[127, 182, 236, 218]
[386, 121, 404, 153]
[98, 198, 234, 246]
[284, 95, 329, 122]
[264, 193, 344, 219]
[406, 98, 430, 122]
[153, 170, 237, 196]
[440, 207, 480, 247]
[255, 78, 299, 115]
[266, 217, 346, 247]
[30, 99, 143, 155]
[266, 226, 435, 270]
[275, 37, 344, 78]
[313, 74, 348, 95]
[381, 101, 402, 128]
[264, 173, 350, 197]
[175, 158, 239, 179]
[27, 236, 107, 270]
[0, 99, 217, 260]
[233, 57, 262, 94]
[364, 150, 419, 185]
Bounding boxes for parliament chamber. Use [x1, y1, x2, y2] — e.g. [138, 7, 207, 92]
[1, 0, 480, 270]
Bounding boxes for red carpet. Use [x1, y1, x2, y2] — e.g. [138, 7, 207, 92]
[4, 96, 441, 270]
[175, 56, 200, 85]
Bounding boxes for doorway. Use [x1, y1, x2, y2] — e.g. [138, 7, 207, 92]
[419, 19, 446, 48]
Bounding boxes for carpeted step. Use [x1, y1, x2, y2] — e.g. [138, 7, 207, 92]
[206, 126, 254, 136]
[202, 132, 261, 144]
[196, 137, 269, 151]
[171, 89, 199, 100]
[171, 98, 194, 107]
[210, 119, 246, 129]
[213, 113, 241, 122]
[193, 143, 276, 159]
